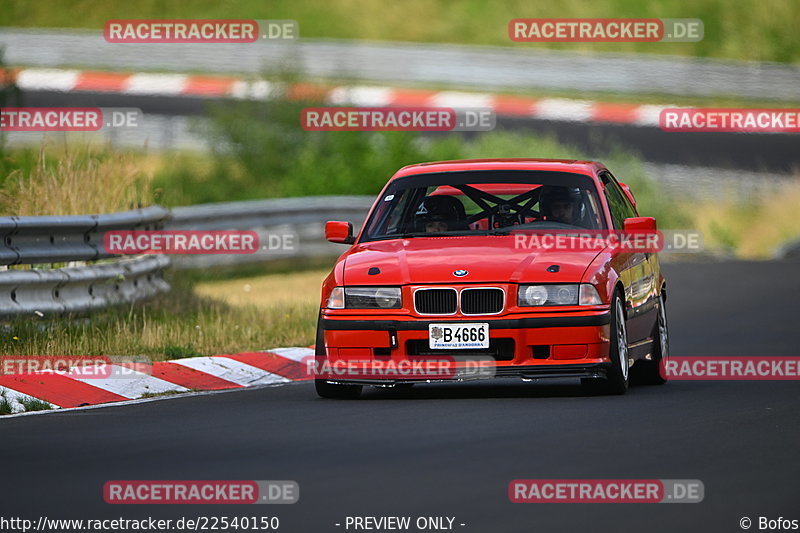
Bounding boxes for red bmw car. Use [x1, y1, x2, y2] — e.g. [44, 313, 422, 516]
[316, 159, 669, 398]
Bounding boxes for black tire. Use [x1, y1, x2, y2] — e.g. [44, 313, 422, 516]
[632, 294, 669, 385]
[582, 291, 629, 395]
[314, 313, 362, 400]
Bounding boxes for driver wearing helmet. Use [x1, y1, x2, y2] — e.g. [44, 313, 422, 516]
[539, 186, 583, 226]
[414, 195, 465, 233]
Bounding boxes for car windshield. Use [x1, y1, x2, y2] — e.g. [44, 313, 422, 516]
[362, 170, 606, 241]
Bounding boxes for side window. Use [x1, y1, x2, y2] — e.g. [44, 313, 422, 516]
[584, 193, 604, 229]
[366, 188, 412, 237]
[384, 189, 416, 235]
[605, 172, 637, 214]
[601, 173, 636, 229]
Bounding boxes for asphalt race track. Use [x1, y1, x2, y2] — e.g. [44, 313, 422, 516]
[2, 260, 799, 533]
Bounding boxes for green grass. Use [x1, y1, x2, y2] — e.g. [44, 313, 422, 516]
[690, 176, 800, 258]
[0, 145, 153, 216]
[1, 0, 797, 63]
[0, 390, 13, 415]
[0, 271, 320, 358]
[0, 388, 53, 415]
[162, 344, 203, 359]
[0, 48, 153, 216]
[17, 396, 52, 412]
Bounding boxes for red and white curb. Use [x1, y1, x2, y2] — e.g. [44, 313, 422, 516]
[4, 67, 669, 128]
[0, 347, 314, 415]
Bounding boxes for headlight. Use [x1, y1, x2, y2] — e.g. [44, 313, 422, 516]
[519, 285, 549, 306]
[518, 284, 601, 306]
[328, 287, 402, 309]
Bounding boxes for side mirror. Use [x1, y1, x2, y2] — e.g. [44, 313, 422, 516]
[618, 182, 636, 208]
[623, 216, 656, 232]
[325, 221, 355, 244]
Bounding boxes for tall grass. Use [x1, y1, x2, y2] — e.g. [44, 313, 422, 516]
[0, 146, 153, 216]
[689, 176, 800, 258]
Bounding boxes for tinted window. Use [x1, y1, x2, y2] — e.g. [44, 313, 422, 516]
[600, 172, 636, 229]
[362, 170, 607, 241]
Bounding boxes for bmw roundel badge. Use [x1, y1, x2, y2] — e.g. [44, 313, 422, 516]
[453, 269, 469, 277]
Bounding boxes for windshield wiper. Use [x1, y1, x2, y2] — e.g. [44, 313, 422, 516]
[398, 232, 443, 238]
[396, 231, 484, 238]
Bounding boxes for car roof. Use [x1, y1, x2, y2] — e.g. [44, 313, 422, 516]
[392, 158, 605, 181]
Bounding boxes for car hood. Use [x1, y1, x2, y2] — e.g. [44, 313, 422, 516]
[342, 236, 604, 285]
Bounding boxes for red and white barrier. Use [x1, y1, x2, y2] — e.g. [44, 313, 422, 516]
[5, 67, 670, 127]
[0, 347, 314, 413]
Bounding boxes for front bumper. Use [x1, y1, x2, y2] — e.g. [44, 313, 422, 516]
[318, 311, 612, 383]
[320, 363, 612, 386]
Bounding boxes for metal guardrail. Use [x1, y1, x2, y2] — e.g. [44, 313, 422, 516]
[0, 206, 169, 266]
[0, 197, 374, 316]
[2, 28, 799, 100]
[0, 255, 170, 316]
[167, 196, 374, 268]
[0, 206, 171, 317]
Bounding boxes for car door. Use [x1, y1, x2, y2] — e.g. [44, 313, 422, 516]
[600, 172, 656, 344]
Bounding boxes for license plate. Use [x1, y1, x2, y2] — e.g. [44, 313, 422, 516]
[428, 323, 489, 350]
